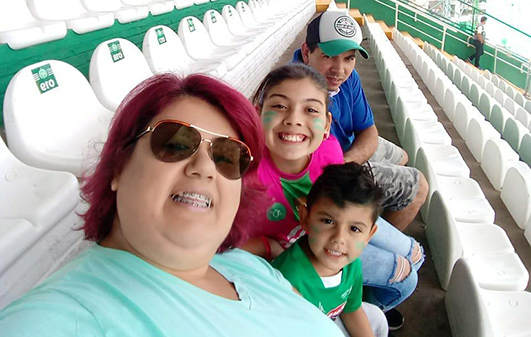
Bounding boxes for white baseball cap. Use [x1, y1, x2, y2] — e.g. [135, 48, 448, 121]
[306, 11, 369, 59]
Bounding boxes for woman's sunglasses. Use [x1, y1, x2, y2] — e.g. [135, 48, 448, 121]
[129, 119, 253, 180]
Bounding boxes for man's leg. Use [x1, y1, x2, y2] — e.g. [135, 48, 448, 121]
[474, 40, 482, 68]
[369, 162, 429, 231]
[370, 137, 408, 166]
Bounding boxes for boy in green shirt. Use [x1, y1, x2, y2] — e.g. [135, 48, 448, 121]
[272, 162, 383, 337]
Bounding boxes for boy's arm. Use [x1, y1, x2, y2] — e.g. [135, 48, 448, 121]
[340, 307, 375, 337]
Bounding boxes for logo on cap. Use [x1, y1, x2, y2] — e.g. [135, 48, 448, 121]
[334, 16, 356, 38]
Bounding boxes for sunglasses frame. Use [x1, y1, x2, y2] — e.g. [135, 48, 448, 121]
[128, 119, 254, 179]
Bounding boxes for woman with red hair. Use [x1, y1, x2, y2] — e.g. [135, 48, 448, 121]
[0, 73, 344, 336]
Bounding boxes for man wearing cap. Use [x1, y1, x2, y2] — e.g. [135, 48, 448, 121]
[292, 11, 428, 232]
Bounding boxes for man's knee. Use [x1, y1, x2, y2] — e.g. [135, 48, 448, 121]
[398, 149, 408, 166]
[412, 171, 429, 205]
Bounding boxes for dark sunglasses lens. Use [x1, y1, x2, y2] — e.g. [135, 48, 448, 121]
[151, 122, 200, 162]
[211, 138, 251, 180]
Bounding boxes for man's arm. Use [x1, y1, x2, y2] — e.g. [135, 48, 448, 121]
[343, 125, 379, 165]
[240, 237, 284, 261]
[340, 307, 375, 337]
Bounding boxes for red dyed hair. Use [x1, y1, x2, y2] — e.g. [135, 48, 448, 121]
[81, 73, 266, 252]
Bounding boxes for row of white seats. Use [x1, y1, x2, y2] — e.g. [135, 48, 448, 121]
[1, 0, 217, 49]
[392, 28, 531, 337]
[0, 0, 314, 310]
[427, 45, 531, 157]
[421, 42, 531, 234]
[453, 55, 531, 118]
[379, 23, 528, 293]
[3, 1, 313, 177]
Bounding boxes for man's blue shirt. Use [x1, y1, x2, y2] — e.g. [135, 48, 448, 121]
[292, 49, 374, 152]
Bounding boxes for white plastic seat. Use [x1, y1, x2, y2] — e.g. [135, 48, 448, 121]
[423, 144, 470, 178]
[480, 138, 520, 191]
[0, 137, 82, 309]
[469, 68, 479, 83]
[446, 258, 531, 337]
[178, 16, 245, 71]
[0, 0, 67, 50]
[482, 69, 492, 81]
[442, 88, 467, 122]
[526, 100, 531, 114]
[454, 101, 484, 140]
[503, 96, 516, 116]
[460, 75, 471, 98]
[489, 103, 511, 134]
[485, 81, 496, 96]
[416, 147, 494, 224]
[122, 0, 174, 16]
[494, 87, 506, 105]
[466, 118, 500, 163]
[26, 0, 115, 34]
[520, 133, 531, 166]
[478, 92, 492, 119]
[203, 9, 259, 56]
[4, 60, 114, 176]
[236, 1, 271, 30]
[515, 107, 530, 131]
[514, 92, 526, 107]
[502, 117, 527, 152]
[476, 75, 487, 89]
[222, 4, 264, 37]
[80, 0, 149, 23]
[142, 25, 227, 77]
[468, 82, 481, 107]
[505, 85, 516, 100]
[491, 74, 500, 86]
[501, 163, 531, 230]
[89, 38, 154, 112]
[173, 0, 194, 9]
[497, 78, 507, 92]
[426, 191, 528, 291]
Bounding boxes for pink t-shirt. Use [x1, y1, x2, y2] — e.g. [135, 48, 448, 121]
[257, 136, 344, 248]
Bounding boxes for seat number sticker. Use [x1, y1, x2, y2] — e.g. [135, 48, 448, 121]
[108, 40, 125, 63]
[187, 18, 195, 32]
[156, 28, 167, 45]
[32, 63, 58, 94]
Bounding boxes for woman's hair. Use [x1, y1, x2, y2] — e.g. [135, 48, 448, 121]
[251, 63, 329, 109]
[306, 162, 384, 223]
[81, 73, 266, 252]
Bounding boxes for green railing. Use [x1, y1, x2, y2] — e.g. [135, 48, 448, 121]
[343, 0, 531, 96]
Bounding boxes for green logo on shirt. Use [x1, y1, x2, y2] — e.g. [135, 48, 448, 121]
[267, 203, 287, 221]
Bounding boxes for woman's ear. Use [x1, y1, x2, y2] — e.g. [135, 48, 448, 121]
[111, 175, 120, 192]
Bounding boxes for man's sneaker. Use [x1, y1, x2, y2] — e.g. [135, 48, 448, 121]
[467, 57, 473, 63]
[385, 308, 405, 331]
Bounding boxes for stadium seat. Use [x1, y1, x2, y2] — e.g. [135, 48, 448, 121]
[502, 118, 527, 152]
[4, 60, 114, 176]
[26, 0, 115, 34]
[0, 137, 81, 309]
[520, 133, 531, 166]
[515, 107, 531, 131]
[476, 75, 487, 89]
[236, 1, 272, 30]
[122, 0, 175, 16]
[478, 92, 492, 119]
[80, 0, 149, 23]
[222, 4, 264, 37]
[503, 96, 516, 115]
[202, 9, 259, 55]
[454, 101, 484, 140]
[173, 0, 194, 9]
[514, 92, 526, 107]
[0, 0, 67, 50]
[178, 16, 245, 71]
[501, 163, 531, 230]
[505, 85, 516, 100]
[416, 147, 494, 224]
[468, 82, 481, 107]
[481, 138, 520, 191]
[497, 78, 507, 93]
[446, 258, 531, 337]
[482, 69, 492, 81]
[460, 75, 471, 98]
[427, 192, 528, 291]
[466, 118, 500, 163]
[489, 103, 512, 134]
[142, 25, 227, 77]
[485, 81, 496, 96]
[89, 38, 154, 112]
[494, 87, 506, 105]
[526, 100, 531, 114]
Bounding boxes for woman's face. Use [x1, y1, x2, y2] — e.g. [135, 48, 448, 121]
[107, 96, 242, 273]
[261, 78, 331, 174]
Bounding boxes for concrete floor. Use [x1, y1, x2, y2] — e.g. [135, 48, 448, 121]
[274, 15, 531, 337]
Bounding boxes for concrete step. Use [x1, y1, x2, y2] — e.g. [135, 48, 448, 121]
[401, 31, 424, 48]
[316, 0, 332, 12]
[378, 21, 393, 40]
[349, 8, 364, 26]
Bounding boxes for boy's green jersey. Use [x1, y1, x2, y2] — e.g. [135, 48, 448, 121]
[272, 236, 363, 320]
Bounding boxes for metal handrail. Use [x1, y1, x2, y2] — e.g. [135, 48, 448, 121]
[347, 0, 531, 95]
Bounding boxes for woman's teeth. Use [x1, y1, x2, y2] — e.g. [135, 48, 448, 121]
[171, 192, 212, 208]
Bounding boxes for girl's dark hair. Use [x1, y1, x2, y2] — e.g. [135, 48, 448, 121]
[306, 162, 384, 223]
[251, 63, 329, 109]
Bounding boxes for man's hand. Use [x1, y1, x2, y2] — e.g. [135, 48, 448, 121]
[343, 125, 379, 165]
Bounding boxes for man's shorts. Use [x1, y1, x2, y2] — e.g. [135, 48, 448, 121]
[370, 137, 405, 165]
[368, 162, 420, 212]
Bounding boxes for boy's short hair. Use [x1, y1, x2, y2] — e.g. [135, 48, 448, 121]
[306, 163, 384, 223]
[480, 16, 487, 22]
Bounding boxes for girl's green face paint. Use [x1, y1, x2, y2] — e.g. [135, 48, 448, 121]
[262, 110, 278, 130]
[312, 118, 326, 133]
